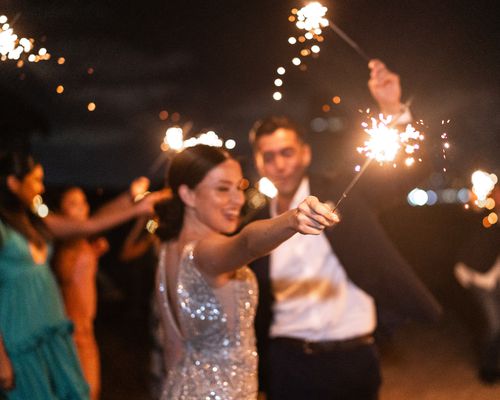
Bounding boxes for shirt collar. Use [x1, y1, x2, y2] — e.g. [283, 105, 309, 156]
[270, 176, 310, 217]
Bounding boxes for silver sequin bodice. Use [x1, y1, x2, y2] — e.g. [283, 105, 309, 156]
[157, 243, 258, 400]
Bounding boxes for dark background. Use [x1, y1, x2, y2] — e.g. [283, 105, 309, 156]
[1, 0, 498, 187]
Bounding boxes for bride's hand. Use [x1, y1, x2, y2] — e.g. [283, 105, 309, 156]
[294, 196, 339, 235]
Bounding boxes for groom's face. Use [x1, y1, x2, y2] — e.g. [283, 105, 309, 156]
[254, 128, 311, 199]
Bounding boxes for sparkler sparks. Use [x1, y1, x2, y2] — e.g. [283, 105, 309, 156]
[470, 170, 498, 228]
[332, 111, 424, 212]
[357, 115, 423, 166]
[273, 1, 371, 100]
[295, 2, 329, 32]
[294, 2, 370, 61]
[257, 177, 278, 199]
[32, 195, 49, 218]
[472, 170, 497, 203]
[0, 14, 50, 62]
[152, 124, 237, 178]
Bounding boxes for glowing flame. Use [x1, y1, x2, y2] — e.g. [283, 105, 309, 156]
[0, 16, 48, 62]
[296, 2, 329, 33]
[472, 170, 497, 202]
[163, 127, 184, 151]
[184, 131, 223, 148]
[31, 195, 49, 218]
[257, 177, 278, 199]
[357, 115, 423, 165]
[163, 128, 234, 152]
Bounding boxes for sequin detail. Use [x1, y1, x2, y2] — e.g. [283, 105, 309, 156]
[157, 243, 258, 400]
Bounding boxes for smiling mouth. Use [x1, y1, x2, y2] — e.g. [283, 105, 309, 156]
[223, 212, 239, 221]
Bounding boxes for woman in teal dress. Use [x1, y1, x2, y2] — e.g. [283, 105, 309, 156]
[0, 151, 167, 399]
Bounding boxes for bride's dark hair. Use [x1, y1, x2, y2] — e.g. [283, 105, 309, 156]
[155, 144, 231, 241]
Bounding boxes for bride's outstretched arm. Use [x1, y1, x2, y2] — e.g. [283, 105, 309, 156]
[195, 196, 339, 277]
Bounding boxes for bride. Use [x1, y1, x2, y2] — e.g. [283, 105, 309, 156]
[154, 144, 338, 399]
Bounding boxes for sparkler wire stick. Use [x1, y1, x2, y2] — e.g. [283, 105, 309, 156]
[332, 157, 372, 212]
[148, 152, 169, 177]
[10, 13, 22, 26]
[328, 21, 370, 62]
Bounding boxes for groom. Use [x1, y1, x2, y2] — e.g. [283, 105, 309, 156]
[248, 59, 442, 399]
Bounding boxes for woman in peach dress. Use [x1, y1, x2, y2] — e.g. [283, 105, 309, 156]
[52, 187, 109, 400]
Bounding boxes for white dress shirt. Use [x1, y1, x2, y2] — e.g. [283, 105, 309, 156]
[454, 256, 500, 291]
[269, 177, 376, 341]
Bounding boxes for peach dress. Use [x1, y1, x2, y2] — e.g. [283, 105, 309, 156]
[53, 239, 101, 400]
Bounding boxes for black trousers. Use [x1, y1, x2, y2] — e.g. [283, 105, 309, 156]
[267, 338, 381, 400]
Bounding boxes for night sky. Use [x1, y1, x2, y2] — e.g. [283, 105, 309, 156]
[1, 0, 498, 188]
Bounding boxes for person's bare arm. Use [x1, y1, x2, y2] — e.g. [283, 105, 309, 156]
[195, 196, 338, 277]
[45, 189, 170, 240]
[0, 334, 14, 392]
[368, 59, 404, 117]
[119, 216, 155, 262]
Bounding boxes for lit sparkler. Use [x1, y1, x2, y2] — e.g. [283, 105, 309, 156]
[357, 115, 423, 165]
[294, 2, 370, 61]
[471, 170, 497, 204]
[257, 177, 278, 199]
[470, 170, 498, 228]
[332, 110, 423, 211]
[150, 121, 237, 177]
[0, 14, 50, 63]
[32, 194, 49, 218]
[273, 2, 370, 100]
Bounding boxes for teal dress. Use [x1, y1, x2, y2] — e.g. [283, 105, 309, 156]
[0, 219, 89, 400]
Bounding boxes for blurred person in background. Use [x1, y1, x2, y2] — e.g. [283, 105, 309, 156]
[0, 150, 167, 399]
[454, 185, 500, 384]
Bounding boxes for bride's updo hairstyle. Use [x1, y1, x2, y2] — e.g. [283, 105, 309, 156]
[155, 144, 231, 241]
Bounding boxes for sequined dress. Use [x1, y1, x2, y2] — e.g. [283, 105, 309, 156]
[156, 242, 258, 400]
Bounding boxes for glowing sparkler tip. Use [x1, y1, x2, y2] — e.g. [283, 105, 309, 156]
[224, 139, 236, 150]
[296, 2, 329, 32]
[258, 177, 278, 199]
[164, 127, 184, 151]
[472, 170, 497, 202]
[357, 116, 424, 165]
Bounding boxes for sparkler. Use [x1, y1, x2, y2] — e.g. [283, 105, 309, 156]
[149, 122, 237, 177]
[257, 177, 278, 199]
[470, 170, 498, 228]
[332, 108, 424, 212]
[273, 2, 370, 100]
[295, 2, 370, 61]
[32, 195, 49, 218]
[0, 13, 50, 63]
[471, 170, 497, 205]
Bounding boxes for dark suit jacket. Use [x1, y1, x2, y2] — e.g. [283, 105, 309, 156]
[248, 173, 442, 390]
[458, 221, 499, 273]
